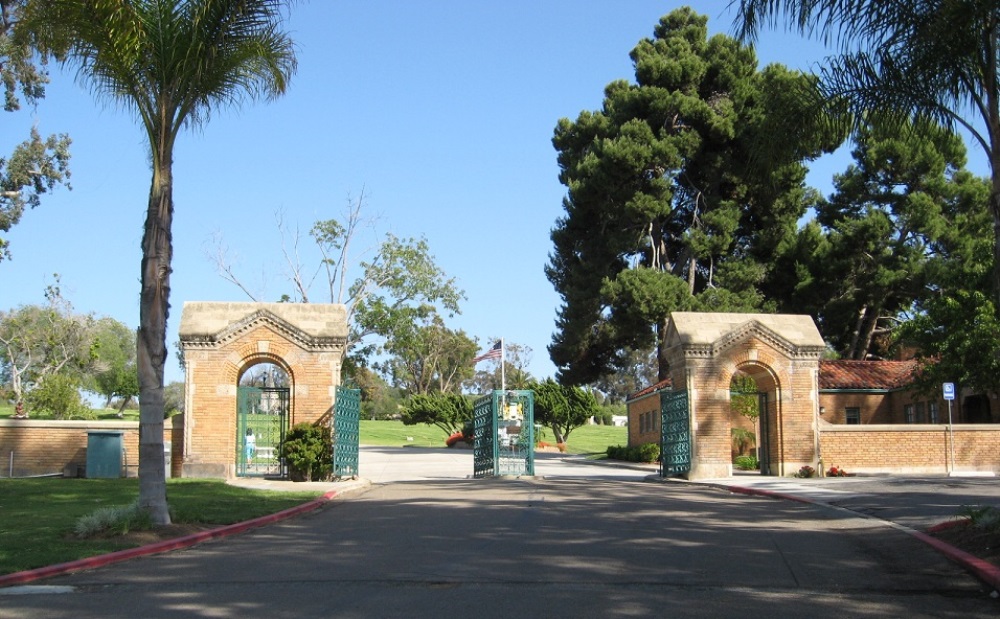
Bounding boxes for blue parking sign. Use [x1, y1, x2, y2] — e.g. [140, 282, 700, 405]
[943, 382, 955, 401]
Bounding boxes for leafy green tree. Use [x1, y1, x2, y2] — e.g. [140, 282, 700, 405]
[734, 0, 1000, 311]
[589, 345, 658, 403]
[0, 0, 71, 262]
[548, 8, 840, 384]
[400, 392, 473, 437]
[780, 121, 980, 359]
[899, 290, 1000, 396]
[88, 317, 139, 412]
[378, 314, 478, 395]
[895, 159, 996, 393]
[532, 378, 598, 444]
[25, 372, 90, 419]
[0, 281, 93, 408]
[26, 0, 297, 525]
[163, 380, 184, 416]
[213, 194, 465, 372]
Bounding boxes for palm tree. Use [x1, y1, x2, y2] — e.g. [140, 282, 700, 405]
[25, 0, 296, 524]
[732, 1, 1000, 303]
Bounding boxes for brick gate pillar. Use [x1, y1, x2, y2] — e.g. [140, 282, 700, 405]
[664, 313, 824, 479]
[178, 302, 348, 479]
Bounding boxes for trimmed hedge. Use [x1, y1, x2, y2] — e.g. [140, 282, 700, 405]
[606, 442, 660, 463]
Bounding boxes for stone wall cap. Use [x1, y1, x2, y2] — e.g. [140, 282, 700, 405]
[179, 302, 348, 340]
[668, 312, 824, 348]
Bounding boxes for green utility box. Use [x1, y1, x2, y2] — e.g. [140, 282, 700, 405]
[86, 430, 124, 478]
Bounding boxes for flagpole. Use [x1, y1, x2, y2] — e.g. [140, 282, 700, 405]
[500, 337, 506, 393]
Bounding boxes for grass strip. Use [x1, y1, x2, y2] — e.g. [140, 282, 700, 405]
[0, 478, 321, 575]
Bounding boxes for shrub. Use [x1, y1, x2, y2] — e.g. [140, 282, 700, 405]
[960, 505, 1000, 531]
[279, 423, 331, 482]
[75, 502, 152, 537]
[734, 454, 759, 470]
[606, 443, 660, 463]
[731, 427, 756, 456]
[26, 374, 94, 420]
[827, 465, 849, 477]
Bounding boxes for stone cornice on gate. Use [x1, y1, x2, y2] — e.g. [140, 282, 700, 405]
[178, 302, 348, 352]
[664, 312, 826, 364]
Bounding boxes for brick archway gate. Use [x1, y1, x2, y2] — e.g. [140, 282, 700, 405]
[177, 302, 348, 479]
[663, 313, 826, 480]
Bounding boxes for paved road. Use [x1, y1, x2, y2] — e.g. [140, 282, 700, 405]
[2, 451, 998, 618]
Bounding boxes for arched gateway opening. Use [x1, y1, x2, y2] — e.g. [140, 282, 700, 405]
[177, 302, 348, 479]
[662, 313, 825, 480]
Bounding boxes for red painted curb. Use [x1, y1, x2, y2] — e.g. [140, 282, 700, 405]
[725, 484, 1000, 592]
[910, 529, 1000, 591]
[0, 489, 340, 589]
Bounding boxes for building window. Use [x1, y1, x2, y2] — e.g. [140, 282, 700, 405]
[904, 404, 915, 423]
[845, 407, 861, 425]
[916, 402, 926, 423]
[640, 411, 654, 434]
[928, 402, 939, 424]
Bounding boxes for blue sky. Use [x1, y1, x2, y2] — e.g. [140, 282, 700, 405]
[0, 2, 988, 387]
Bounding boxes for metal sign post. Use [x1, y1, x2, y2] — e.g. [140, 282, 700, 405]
[943, 383, 955, 475]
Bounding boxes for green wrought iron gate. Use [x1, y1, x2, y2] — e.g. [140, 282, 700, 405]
[660, 390, 691, 477]
[236, 386, 289, 478]
[332, 385, 361, 478]
[473, 390, 534, 478]
[757, 392, 771, 475]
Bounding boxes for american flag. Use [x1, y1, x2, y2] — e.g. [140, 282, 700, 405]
[472, 340, 502, 364]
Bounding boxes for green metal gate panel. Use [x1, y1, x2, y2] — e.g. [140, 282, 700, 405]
[660, 390, 691, 477]
[473, 393, 495, 478]
[333, 385, 361, 478]
[497, 390, 534, 476]
[757, 392, 771, 476]
[237, 387, 289, 478]
[473, 390, 534, 478]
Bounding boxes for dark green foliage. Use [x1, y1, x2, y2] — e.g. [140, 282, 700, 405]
[607, 443, 660, 463]
[735, 0, 1000, 319]
[773, 121, 980, 360]
[25, 373, 91, 419]
[400, 392, 473, 437]
[533, 378, 598, 443]
[731, 427, 756, 456]
[548, 7, 841, 383]
[279, 423, 331, 482]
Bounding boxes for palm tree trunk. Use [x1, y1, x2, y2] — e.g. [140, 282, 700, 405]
[137, 156, 173, 526]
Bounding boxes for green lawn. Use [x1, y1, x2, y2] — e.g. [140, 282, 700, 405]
[361, 420, 627, 455]
[1, 404, 629, 455]
[0, 402, 140, 422]
[0, 478, 322, 576]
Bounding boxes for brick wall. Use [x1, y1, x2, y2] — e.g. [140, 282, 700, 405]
[627, 391, 661, 447]
[819, 424, 1000, 474]
[0, 418, 176, 478]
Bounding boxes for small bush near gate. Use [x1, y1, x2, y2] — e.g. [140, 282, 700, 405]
[734, 454, 759, 470]
[280, 423, 332, 482]
[606, 443, 660, 463]
[827, 465, 849, 477]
